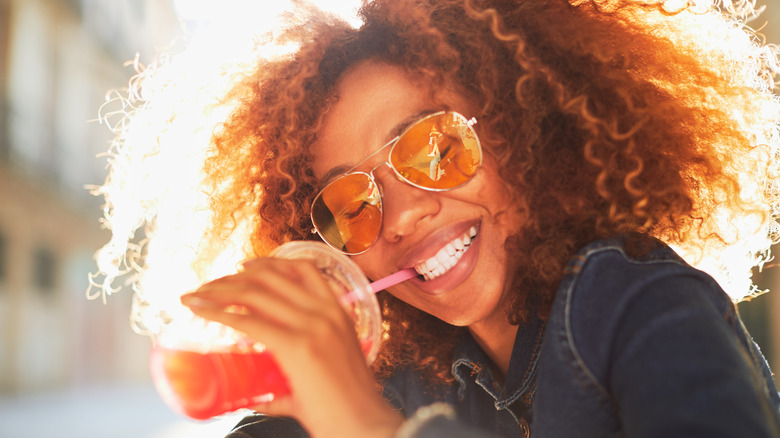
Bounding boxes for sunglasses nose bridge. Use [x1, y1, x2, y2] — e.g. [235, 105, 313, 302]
[367, 160, 392, 176]
[359, 157, 395, 191]
[368, 160, 412, 198]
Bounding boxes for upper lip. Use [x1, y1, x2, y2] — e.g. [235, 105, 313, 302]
[397, 219, 481, 270]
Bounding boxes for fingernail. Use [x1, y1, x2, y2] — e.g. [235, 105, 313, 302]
[241, 258, 260, 268]
[180, 294, 210, 308]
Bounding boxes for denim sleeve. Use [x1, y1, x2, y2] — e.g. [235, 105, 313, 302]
[224, 407, 499, 438]
[607, 272, 780, 437]
[225, 414, 310, 438]
[395, 403, 501, 438]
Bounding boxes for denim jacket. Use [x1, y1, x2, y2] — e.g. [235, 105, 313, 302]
[226, 237, 780, 437]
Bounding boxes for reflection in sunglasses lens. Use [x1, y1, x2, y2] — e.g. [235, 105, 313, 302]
[391, 113, 480, 190]
[313, 173, 381, 253]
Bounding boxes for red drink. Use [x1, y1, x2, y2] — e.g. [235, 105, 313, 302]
[147, 243, 382, 420]
[150, 345, 290, 420]
[150, 338, 374, 420]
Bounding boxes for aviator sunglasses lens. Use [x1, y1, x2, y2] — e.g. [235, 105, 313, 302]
[311, 173, 382, 254]
[312, 112, 482, 254]
[390, 112, 481, 190]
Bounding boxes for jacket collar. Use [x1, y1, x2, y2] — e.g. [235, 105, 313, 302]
[451, 312, 545, 409]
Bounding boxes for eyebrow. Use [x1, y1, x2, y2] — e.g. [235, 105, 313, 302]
[318, 164, 355, 189]
[387, 109, 434, 142]
[317, 109, 437, 189]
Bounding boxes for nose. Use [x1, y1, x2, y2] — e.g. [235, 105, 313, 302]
[375, 166, 441, 243]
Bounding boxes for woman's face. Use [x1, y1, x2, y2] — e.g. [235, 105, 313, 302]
[311, 61, 518, 328]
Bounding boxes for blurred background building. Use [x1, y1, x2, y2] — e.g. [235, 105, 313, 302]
[0, 1, 232, 436]
[0, 0, 778, 437]
[0, 0, 180, 395]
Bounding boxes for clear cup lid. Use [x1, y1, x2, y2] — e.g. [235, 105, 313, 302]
[270, 241, 382, 364]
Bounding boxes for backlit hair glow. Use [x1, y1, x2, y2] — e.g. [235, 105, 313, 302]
[91, 0, 780, 382]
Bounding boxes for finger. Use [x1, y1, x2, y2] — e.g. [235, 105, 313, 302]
[183, 291, 342, 335]
[191, 268, 328, 315]
[188, 281, 362, 351]
[185, 300, 362, 386]
[291, 261, 343, 302]
[233, 259, 342, 308]
[185, 303, 296, 350]
[190, 277, 318, 316]
[184, 271, 357, 344]
[248, 394, 297, 417]
[247, 258, 343, 302]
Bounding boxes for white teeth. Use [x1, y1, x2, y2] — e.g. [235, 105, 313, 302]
[437, 251, 453, 269]
[446, 243, 456, 256]
[413, 228, 478, 281]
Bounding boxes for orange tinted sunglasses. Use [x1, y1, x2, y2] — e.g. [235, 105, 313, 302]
[310, 111, 482, 254]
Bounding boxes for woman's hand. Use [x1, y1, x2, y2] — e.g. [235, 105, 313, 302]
[181, 257, 403, 438]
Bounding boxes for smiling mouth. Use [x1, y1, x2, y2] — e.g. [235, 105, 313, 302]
[413, 226, 478, 281]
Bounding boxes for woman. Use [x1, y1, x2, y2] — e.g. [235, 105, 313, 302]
[93, 0, 780, 436]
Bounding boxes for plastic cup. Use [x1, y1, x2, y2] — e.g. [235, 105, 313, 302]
[148, 241, 382, 420]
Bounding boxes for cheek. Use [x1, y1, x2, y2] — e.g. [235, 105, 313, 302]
[469, 162, 515, 224]
[349, 251, 385, 280]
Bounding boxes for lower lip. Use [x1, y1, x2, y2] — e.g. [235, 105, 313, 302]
[409, 232, 481, 295]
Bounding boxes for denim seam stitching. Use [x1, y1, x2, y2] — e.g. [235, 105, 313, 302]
[452, 358, 471, 401]
[560, 243, 702, 405]
[562, 246, 615, 405]
[452, 326, 544, 410]
[558, 244, 686, 409]
[495, 323, 544, 409]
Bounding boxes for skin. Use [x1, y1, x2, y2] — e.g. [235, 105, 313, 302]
[183, 61, 521, 436]
[314, 61, 521, 374]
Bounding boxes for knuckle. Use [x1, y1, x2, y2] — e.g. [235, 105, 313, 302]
[308, 313, 338, 336]
[294, 260, 322, 277]
[297, 315, 343, 351]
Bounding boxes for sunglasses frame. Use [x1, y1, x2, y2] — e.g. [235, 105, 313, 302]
[310, 110, 482, 255]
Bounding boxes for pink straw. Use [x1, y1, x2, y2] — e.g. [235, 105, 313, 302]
[367, 268, 419, 293]
[340, 268, 419, 305]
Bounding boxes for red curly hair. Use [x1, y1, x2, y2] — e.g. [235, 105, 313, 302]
[201, 0, 779, 383]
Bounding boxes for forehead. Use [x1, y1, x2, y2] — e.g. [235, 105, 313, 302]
[311, 61, 470, 180]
